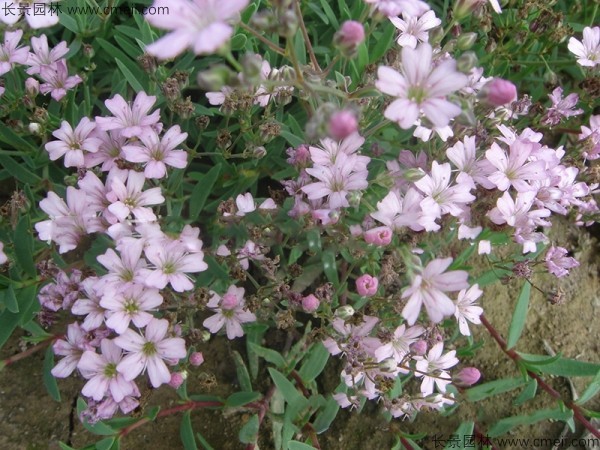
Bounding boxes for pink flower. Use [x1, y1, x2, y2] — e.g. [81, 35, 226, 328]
[568, 26, 600, 68]
[401, 257, 469, 325]
[485, 140, 546, 192]
[122, 125, 188, 178]
[71, 278, 106, 331]
[579, 115, 600, 160]
[541, 87, 583, 126]
[302, 153, 369, 209]
[0, 30, 29, 76]
[141, 240, 208, 292]
[39, 60, 82, 101]
[374, 324, 424, 363]
[78, 339, 139, 402]
[115, 318, 187, 388]
[356, 274, 379, 297]
[26, 35, 69, 75]
[308, 132, 367, 167]
[446, 136, 495, 190]
[414, 342, 458, 395]
[545, 246, 579, 278]
[51, 323, 93, 378]
[487, 191, 550, 228]
[45, 118, 102, 168]
[106, 170, 165, 223]
[96, 240, 147, 288]
[189, 352, 204, 366]
[370, 188, 425, 232]
[100, 284, 163, 334]
[390, 10, 441, 49]
[364, 0, 430, 17]
[364, 226, 393, 246]
[481, 78, 517, 106]
[145, 0, 250, 59]
[454, 284, 483, 336]
[95, 92, 161, 139]
[84, 130, 128, 171]
[376, 43, 467, 129]
[203, 286, 257, 339]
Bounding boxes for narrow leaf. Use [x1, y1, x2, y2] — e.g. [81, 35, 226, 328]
[506, 282, 531, 350]
[43, 345, 61, 401]
[180, 410, 198, 450]
[189, 164, 222, 219]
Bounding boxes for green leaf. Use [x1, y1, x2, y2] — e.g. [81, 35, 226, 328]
[249, 343, 286, 369]
[322, 251, 339, 288]
[0, 155, 41, 184]
[577, 369, 600, 405]
[195, 432, 215, 450]
[312, 395, 339, 433]
[115, 58, 144, 92]
[245, 323, 269, 379]
[4, 285, 19, 313]
[298, 343, 329, 383]
[232, 351, 253, 392]
[444, 422, 474, 449]
[506, 282, 531, 350]
[466, 377, 528, 402]
[0, 308, 19, 349]
[43, 345, 61, 402]
[513, 378, 537, 406]
[288, 441, 317, 450]
[318, 0, 339, 27]
[230, 34, 247, 50]
[59, 11, 79, 33]
[238, 414, 259, 444]
[487, 408, 573, 437]
[0, 122, 38, 153]
[369, 22, 395, 64]
[519, 354, 600, 377]
[17, 284, 40, 326]
[180, 410, 198, 450]
[189, 164, 222, 219]
[14, 216, 37, 278]
[268, 368, 306, 407]
[225, 391, 262, 408]
[280, 130, 305, 147]
[95, 437, 116, 450]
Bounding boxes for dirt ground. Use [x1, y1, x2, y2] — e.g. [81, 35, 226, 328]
[1, 220, 599, 450]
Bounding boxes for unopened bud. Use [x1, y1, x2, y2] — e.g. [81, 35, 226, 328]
[457, 32, 477, 50]
[82, 44, 95, 59]
[253, 146, 267, 159]
[410, 340, 428, 356]
[189, 352, 204, 366]
[346, 190, 362, 208]
[454, 367, 481, 387]
[334, 20, 365, 58]
[25, 77, 39, 97]
[480, 78, 517, 106]
[356, 274, 379, 297]
[28, 122, 41, 135]
[364, 226, 393, 246]
[328, 110, 358, 140]
[404, 168, 426, 182]
[335, 305, 355, 319]
[197, 64, 237, 92]
[241, 53, 264, 81]
[454, 0, 483, 20]
[456, 51, 478, 73]
[169, 372, 185, 389]
[379, 358, 398, 373]
[302, 294, 320, 313]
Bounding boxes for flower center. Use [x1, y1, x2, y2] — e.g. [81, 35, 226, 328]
[142, 341, 157, 356]
[103, 362, 118, 378]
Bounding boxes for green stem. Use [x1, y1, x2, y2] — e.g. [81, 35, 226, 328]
[294, 0, 321, 71]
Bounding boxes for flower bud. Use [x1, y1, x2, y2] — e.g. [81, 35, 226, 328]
[302, 294, 320, 313]
[346, 190, 362, 208]
[335, 305, 355, 319]
[169, 372, 185, 389]
[379, 358, 398, 373]
[28, 122, 41, 135]
[456, 51, 478, 73]
[82, 44, 95, 59]
[25, 77, 39, 97]
[328, 110, 358, 140]
[403, 168, 426, 182]
[356, 274, 379, 297]
[334, 21, 365, 58]
[197, 64, 237, 91]
[410, 340, 428, 356]
[364, 226, 393, 246]
[189, 352, 204, 366]
[456, 32, 477, 50]
[454, 0, 483, 20]
[454, 367, 481, 387]
[480, 78, 517, 106]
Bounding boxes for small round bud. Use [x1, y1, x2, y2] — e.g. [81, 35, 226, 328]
[197, 64, 237, 92]
[334, 20, 365, 58]
[328, 110, 358, 140]
[456, 51, 478, 73]
[403, 168, 426, 182]
[253, 146, 267, 159]
[28, 122, 41, 135]
[241, 53, 264, 81]
[302, 294, 320, 313]
[82, 44, 95, 59]
[335, 305, 355, 319]
[189, 352, 204, 367]
[364, 226, 393, 246]
[454, 0, 483, 20]
[169, 372, 185, 389]
[356, 274, 379, 297]
[480, 78, 517, 106]
[454, 367, 481, 387]
[410, 340, 428, 356]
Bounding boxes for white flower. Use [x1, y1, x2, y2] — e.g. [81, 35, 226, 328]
[568, 26, 600, 67]
[390, 10, 441, 49]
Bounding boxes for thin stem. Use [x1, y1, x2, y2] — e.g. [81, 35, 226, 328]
[119, 400, 224, 438]
[294, 0, 321, 71]
[480, 315, 600, 439]
[1, 337, 57, 369]
[239, 22, 286, 56]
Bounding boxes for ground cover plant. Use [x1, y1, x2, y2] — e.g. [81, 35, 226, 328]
[0, 0, 599, 448]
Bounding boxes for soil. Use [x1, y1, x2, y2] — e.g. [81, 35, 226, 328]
[1, 219, 599, 450]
